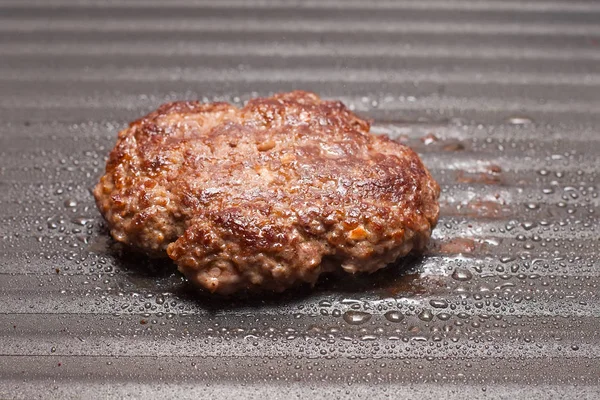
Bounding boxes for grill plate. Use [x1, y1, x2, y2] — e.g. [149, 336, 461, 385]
[1, 1, 599, 398]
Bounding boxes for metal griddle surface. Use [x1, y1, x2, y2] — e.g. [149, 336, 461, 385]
[1, 1, 599, 398]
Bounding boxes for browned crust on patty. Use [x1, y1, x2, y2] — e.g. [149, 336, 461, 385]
[94, 91, 440, 294]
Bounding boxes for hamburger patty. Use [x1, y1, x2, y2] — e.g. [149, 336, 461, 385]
[94, 91, 440, 294]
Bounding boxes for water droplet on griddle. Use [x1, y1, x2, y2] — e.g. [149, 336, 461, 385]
[525, 203, 539, 210]
[418, 309, 434, 322]
[507, 116, 533, 125]
[384, 311, 404, 323]
[521, 221, 537, 231]
[72, 217, 94, 226]
[429, 299, 449, 309]
[63, 199, 77, 208]
[452, 268, 473, 281]
[342, 311, 371, 325]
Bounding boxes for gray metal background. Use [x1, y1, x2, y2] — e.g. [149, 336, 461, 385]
[1, 0, 599, 398]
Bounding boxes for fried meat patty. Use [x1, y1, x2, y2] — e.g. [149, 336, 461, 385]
[94, 91, 440, 294]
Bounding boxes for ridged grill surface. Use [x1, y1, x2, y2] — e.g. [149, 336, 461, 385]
[1, 1, 599, 398]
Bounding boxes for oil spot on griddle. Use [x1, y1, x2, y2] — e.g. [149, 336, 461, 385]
[412, 132, 466, 152]
[85, 234, 114, 255]
[430, 237, 485, 255]
[443, 197, 510, 219]
[442, 142, 466, 152]
[464, 199, 509, 218]
[420, 133, 439, 145]
[382, 273, 446, 297]
[456, 166, 503, 185]
[486, 164, 502, 174]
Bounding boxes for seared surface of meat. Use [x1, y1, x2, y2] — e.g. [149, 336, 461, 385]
[94, 91, 440, 294]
